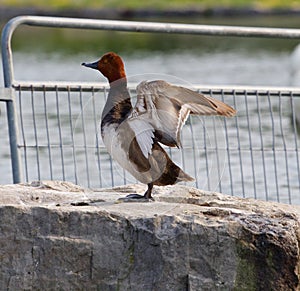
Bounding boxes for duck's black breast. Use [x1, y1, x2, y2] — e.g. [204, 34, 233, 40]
[101, 85, 132, 132]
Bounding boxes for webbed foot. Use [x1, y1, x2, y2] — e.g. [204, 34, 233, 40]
[117, 183, 154, 203]
[118, 193, 154, 202]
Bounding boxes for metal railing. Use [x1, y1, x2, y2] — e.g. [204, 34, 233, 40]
[1, 16, 300, 204]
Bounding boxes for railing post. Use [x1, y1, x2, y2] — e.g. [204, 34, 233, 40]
[1, 18, 23, 183]
[5, 98, 22, 183]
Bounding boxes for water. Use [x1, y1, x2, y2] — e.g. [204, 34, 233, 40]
[1, 17, 299, 203]
[0, 50, 291, 86]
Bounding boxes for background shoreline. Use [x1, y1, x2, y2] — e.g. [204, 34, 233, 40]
[1, 5, 300, 23]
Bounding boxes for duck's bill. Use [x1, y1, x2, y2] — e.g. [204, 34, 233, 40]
[81, 61, 98, 70]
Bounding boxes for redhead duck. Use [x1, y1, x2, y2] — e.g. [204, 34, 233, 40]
[82, 52, 236, 200]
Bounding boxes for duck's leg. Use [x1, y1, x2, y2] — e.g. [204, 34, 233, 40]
[120, 183, 154, 201]
[143, 183, 153, 199]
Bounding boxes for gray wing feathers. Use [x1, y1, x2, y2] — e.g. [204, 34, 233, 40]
[131, 80, 236, 151]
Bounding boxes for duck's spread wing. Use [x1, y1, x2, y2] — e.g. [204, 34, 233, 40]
[134, 80, 236, 148]
[155, 81, 237, 117]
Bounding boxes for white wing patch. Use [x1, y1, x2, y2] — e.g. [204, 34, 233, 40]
[176, 105, 191, 147]
[128, 117, 155, 159]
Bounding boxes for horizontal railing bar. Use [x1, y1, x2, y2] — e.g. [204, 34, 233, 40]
[12, 81, 300, 97]
[6, 15, 300, 39]
[17, 145, 105, 149]
[13, 81, 107, 92]
[17, 144, 298, 152]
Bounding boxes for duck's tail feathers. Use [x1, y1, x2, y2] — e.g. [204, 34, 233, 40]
[177, 169, 194, 182]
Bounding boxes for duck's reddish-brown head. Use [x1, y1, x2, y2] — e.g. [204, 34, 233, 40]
[82, 52, 126, 83]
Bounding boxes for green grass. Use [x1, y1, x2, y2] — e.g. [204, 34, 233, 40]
[0, 0, 299, 9]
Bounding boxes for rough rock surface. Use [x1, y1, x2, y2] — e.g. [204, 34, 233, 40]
[0, 181, 299, 290]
